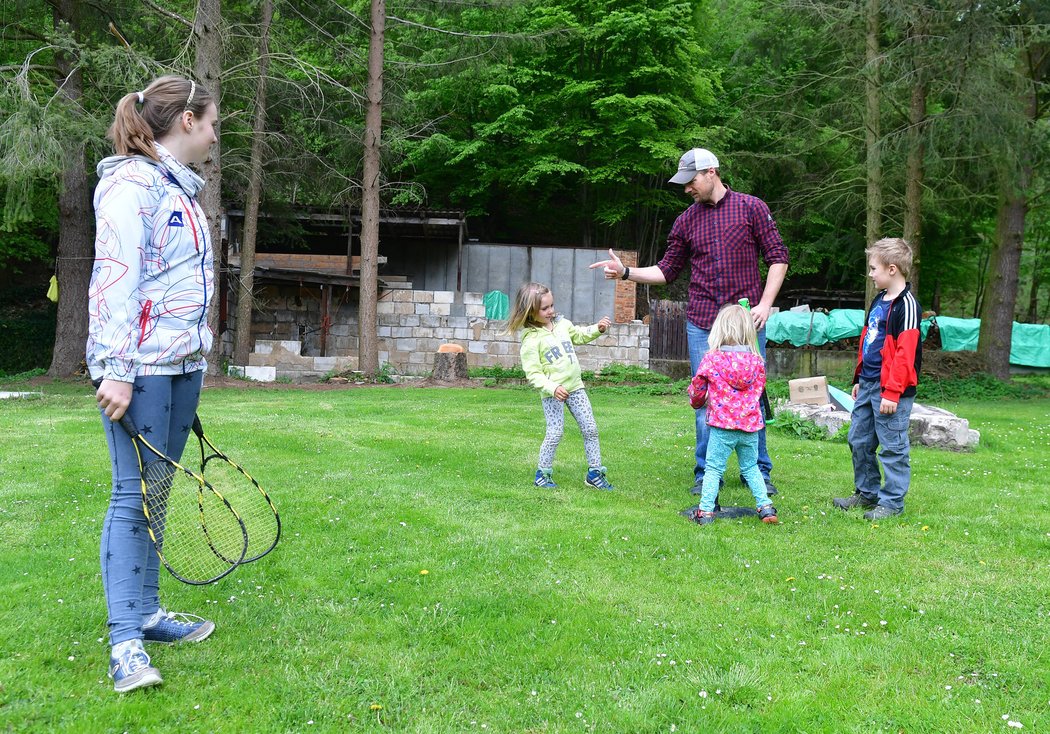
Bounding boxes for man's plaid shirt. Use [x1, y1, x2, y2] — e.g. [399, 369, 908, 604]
[656, 187, 789, 329]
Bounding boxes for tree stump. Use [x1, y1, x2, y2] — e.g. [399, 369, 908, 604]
[433, 346, 468, 381]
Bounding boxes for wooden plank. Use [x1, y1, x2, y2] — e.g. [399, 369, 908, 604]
[650, 299, 688, 361]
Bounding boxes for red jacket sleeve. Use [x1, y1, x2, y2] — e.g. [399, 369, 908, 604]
[688, 369, 709, 409]
[882, 328, 920, 402]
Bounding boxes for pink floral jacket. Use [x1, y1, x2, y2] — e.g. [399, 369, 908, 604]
[687, 347, 767, 432]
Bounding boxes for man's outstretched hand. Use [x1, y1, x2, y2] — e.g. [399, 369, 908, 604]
[589, 248, 624, 280]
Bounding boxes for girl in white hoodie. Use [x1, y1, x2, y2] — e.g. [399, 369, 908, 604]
[89, 75, 219, 693]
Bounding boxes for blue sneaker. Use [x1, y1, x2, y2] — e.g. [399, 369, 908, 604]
[142, 609, 215, 644]
[585, 467, 615, 490]
[534, 469, 557, 488]
[109, 640, 162, 693]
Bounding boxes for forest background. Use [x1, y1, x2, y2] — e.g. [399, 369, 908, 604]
[0, 0, 1047, 379]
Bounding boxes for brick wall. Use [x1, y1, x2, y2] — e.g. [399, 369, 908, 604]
[612, 249, 638, 323]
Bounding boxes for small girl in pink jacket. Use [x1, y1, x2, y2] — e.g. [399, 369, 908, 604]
[687, 304, 778, 526]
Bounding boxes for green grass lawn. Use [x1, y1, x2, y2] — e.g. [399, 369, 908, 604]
[0, 380, 1047, 733]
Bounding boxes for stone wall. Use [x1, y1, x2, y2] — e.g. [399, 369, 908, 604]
[230, 285, 649, 376]
[376, 289, 649, 374]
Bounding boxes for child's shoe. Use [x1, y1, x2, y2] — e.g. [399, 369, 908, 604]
[109, 639, 162, 693]
[757, 504, 779, 524]
[691, 509, 717, 525]
[142, 608, 215, 644]
[585, 467, 614, 490]
[534, 469, 557, 489]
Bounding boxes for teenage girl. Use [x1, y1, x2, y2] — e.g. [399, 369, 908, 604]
[89, 75, 219, 692]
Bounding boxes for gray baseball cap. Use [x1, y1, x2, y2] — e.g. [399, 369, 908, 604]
[669, 148, 719, 184]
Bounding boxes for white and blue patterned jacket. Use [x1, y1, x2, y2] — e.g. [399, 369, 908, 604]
[87, 143, 214, 382]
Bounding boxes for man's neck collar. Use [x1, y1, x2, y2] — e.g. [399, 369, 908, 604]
[700, 184, 729, 207]
[711, 182, 728, 205]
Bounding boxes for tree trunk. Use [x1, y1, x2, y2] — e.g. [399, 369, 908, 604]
[47, 0, 92, 379]
[977, 26, 1043, 380]
[233, 0, 272, 365]
[902, 77, 927, 298]
[194, 0, 224, 374]
[358, 0, 385, 377]
[978, 183, 1027, 379]
[863, 0, 881, 305]
[1024, 246, 1043, 323]
[432, 352, 468, 381]
[902, 7, 929, 299]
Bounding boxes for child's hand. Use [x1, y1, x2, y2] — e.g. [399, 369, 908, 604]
[687, 377, 708, 409]
[851, 383, 859, 401]
[879, 398, 898, 415]
[554, 385, 569, 401]
[96, 379, 133, 420]
[597, 317, 611, 333]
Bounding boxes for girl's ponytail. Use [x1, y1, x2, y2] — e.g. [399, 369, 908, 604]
[109, 92, 159, 160]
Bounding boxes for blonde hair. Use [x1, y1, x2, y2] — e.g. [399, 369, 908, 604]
[506, 282, 552, 331]
[866, 237, 913, 277]
[108, 75, 215, 162]
[708, 304, 760, 355]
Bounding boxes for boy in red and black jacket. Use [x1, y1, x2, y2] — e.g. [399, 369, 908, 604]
[834, 238, 922, 520]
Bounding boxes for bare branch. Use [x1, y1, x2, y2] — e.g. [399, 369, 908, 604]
[0, 64, 54, 73]
[139, 0, 193, 28]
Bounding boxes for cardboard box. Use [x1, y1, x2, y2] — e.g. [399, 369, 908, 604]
[789, 376, 830, 405]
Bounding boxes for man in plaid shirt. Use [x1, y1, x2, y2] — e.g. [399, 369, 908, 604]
[592, 148, 789, 500]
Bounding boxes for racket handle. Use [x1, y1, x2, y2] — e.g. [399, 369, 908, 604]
[191, 414, 205, 438]
[117, 413, 141, 438]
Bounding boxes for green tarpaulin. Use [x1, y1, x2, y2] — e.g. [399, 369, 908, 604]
[1010, 323, 1050, 368]
[935, 316, 980, 352]
[826, 309, 865, 342]
[766, 310, 1048, 367]
[483, 290, 510, 320]
[936, 317, 1050, 368]
[766, 311, 830, 346]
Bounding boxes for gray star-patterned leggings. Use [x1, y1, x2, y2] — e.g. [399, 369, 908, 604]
[538, 388, 602, 469]
[98, 371, 203, 646]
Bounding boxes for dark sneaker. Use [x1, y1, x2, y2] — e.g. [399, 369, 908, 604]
[142, 609, 215, 644]
[757, 504, 779, 524]
[863, 505, 902, 521]
[585, 467, 614, 490]
[691, 509, 717, 525]
[534, 469, 557, 489]
[741, 475, 779, 496]
[109, 640, 162, 693]
[833, 492, 877, 511]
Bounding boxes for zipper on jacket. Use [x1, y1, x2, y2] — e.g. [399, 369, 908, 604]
[138, 300, 153, 347]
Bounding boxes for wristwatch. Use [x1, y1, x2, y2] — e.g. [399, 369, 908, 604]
[620, 266, 630, 281]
